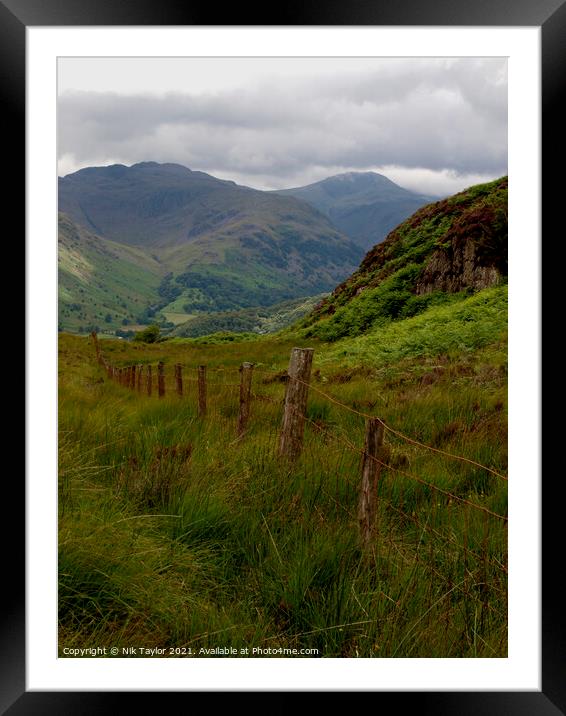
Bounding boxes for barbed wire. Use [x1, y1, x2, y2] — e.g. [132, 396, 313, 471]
[292, 377, 508, 481]
[95, 343, 508, 488]
[300, 409, 507, 523]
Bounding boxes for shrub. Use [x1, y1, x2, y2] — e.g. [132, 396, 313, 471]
[133, 324, 160, 343]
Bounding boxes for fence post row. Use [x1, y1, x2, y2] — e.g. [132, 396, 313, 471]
[358, 418, 385, 547]
[175, 364, 183, 396]
[279, 347, 314, 460]
[198, 365, 207, 417]
[158, 362, 165, 398]
[237, 362, 254, 437]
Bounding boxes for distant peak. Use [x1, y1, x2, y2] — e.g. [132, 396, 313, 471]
[131, 161, 160, 168]
[66, 161, 193, 178]
[334, 171, 377, 178]
[130, 161, 192, 172]
[327, 171, 390, 183]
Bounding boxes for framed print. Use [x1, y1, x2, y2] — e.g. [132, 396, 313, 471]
[10, 0, 558, 711]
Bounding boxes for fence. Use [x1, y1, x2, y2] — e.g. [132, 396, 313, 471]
[91, 331, 507, 509]
[90, 331, 507, 634]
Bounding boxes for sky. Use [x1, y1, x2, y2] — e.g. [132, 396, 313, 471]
[57, 57, 507, 196]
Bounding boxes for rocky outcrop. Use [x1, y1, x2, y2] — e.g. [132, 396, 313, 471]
[415, 236, 502, 295]
[300, 176, 508, 332]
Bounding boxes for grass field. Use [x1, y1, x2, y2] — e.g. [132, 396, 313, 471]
[58, 286, 507, 658]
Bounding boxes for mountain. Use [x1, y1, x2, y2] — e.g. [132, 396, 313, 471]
[58, 212, 162, 333]
[297, 176, 508, 342]
[275, 171, 436, 250]
[58, 162, 363, 327]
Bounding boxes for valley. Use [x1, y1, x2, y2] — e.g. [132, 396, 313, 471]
[58, 173, 508, 657]
[58, 163, 441, 335]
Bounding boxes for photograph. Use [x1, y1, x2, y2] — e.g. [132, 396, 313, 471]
[13, 7, 555, 709]
[57, 55, 509, 660]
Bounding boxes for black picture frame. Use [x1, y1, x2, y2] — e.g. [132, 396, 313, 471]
[12, 0, 556, 712]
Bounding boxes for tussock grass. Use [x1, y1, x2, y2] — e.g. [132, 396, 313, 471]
[58, 295, 507, 657]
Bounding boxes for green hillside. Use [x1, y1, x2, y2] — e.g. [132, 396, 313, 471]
[170, 294, 327, 338]
[58, 213, 162, 333]
[58, 162, 362, 325]
[298, 176, 507, 343]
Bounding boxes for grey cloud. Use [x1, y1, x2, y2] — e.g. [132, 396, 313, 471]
[58, 58, 507, 191]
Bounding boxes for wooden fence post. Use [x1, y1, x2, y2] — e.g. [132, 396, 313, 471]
[237, 362, 254, 437]
[90, 330, 101, 363]
[158, 361, 165, 398]
[358, 418, 385, 546]
[146, 364, 152, 396]
[278, 347, 314, 460]
[175, 364, 183, 396]
[198, 365, 207, 417]
[130, 365, 136, 390]
[137, 365, 143, 392]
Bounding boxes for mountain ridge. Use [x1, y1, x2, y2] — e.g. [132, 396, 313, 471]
[58, 162, 364, 331]
[274, 171, 437, 249]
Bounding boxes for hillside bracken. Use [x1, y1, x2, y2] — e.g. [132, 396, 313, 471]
[300, 177, 507, 342]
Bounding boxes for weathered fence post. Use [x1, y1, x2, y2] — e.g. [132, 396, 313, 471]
[175, 364, 183, 397]
[146, 364, 153, 396]
[90, 330, 101, 363]
[358, 418, 385, 546]
[158, 361, 165, 398]
[237, 362, 254, 437]
[137, 364, 143, 392]
[130, 365, 137, 390]
[278, 347, 314, 460]
[198, 365, 207, 417]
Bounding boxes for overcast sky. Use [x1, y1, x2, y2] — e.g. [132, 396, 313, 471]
[57, 57, 507, 196]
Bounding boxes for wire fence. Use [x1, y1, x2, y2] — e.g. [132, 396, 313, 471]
[89, 332, 508, 627]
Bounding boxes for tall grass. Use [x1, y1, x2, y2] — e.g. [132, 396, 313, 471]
[58, 303, 507, 657]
